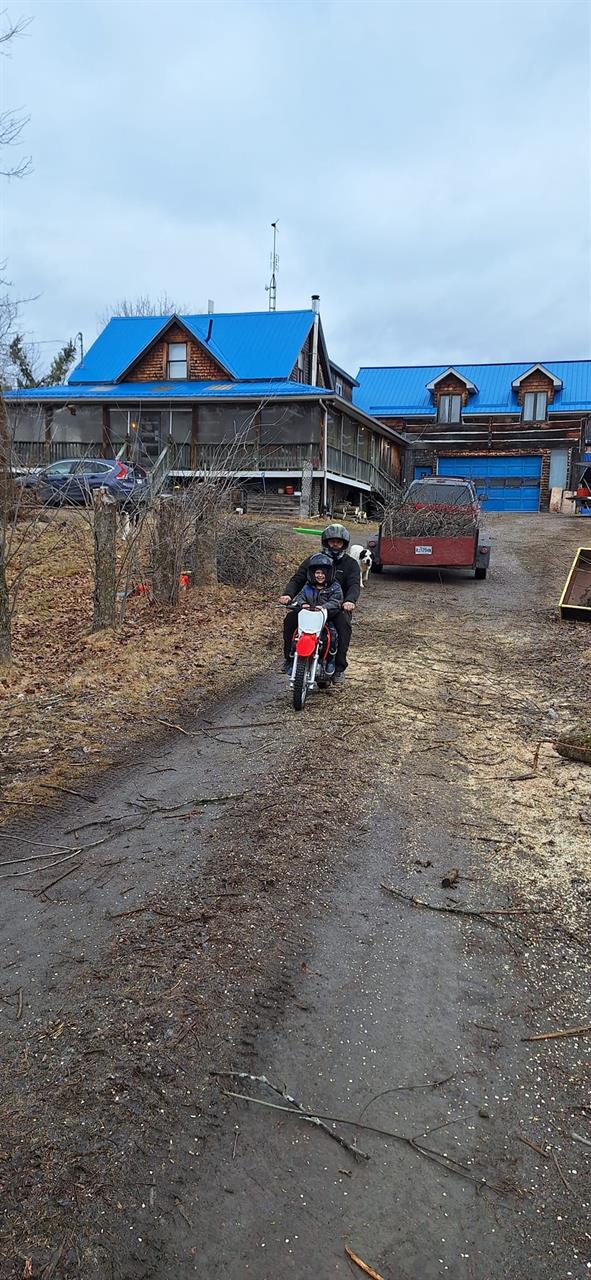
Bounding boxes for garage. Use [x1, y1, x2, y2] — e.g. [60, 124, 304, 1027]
[438, 455, 541, 512]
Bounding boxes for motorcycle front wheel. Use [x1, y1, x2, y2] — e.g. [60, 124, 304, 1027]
[292, 655, 309, 711]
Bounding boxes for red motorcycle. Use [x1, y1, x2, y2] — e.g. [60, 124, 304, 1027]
[289, 606, 332, 711]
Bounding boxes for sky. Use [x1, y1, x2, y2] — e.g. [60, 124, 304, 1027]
[1, 0, 590, 377]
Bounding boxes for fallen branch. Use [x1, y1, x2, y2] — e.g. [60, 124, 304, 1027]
[215, 1071, 368, 1161]
[550, 1149, 573, 1194]
[495, 773, 536, 783]
[39, 783, 97, 802]
[151, 717, 194, 736]
[0, 832, 79, 852]
[381, 884, 500, 929]
[381, 884, 548, 927]
[214, 1075, 501, 1191]
[0, 851, 82, 880]
[517, 1134, 549, 1158]
[64, 815, 127, 835]
[202, 720, 285, 733]
[570, 1132, 591, 1148]
[344, 1246, 384, 1280]
[36, 861, 82, 896]
[522, 1025, 591, 1043]
[357, 1075, 454, 1121]
[0, 849, 81, 868]
[160, 794, 241, 818]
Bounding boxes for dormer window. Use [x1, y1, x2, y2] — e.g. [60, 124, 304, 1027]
[335, 378, 343, 397]
[522, 390, 547, 422]
[438, 393, 462, 424]
[168, 342, 187, 379]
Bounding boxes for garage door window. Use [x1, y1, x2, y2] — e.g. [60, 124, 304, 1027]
[523, 391, 547, 422]
[438, 394, 462, 424]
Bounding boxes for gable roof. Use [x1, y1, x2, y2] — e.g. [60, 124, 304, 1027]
[425, 366, 478, 393]
[69, 309, 316, 385]
[354, 361, 591, 417]
[511, 363, 563, 389]
[330, 361, 360, 388]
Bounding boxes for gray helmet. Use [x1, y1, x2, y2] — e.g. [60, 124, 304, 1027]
[321, 523, 350, 560]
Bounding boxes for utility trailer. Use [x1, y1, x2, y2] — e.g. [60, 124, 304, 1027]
[368, 477, 491, 580]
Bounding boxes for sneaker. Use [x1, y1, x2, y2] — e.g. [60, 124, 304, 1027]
[332, 669, 346, 685]
[325, 658, 336, 676]
[281, 658, 292, 674]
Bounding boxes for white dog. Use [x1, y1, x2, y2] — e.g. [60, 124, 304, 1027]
[349, 543, 373, 586]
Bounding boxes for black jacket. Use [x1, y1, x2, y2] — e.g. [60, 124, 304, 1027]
[284, 554, 361, 605]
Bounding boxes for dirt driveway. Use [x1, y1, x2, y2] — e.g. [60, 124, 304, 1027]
[1, 514, 590, 1279]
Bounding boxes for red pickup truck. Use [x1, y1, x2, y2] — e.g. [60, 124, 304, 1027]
[368, 477, 491, 580]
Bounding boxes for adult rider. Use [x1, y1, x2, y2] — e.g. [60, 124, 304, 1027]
[279, 523, 361, 684]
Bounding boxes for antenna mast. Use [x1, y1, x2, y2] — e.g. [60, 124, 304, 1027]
[266, 220, 279, 311]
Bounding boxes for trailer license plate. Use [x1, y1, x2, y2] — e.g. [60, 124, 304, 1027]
[415, 545, 433, 555]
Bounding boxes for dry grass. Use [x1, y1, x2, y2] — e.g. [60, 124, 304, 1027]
[0, 515, 303, 811]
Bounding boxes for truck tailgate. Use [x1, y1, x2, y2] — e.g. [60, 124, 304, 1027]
[381, 535, 478, 567]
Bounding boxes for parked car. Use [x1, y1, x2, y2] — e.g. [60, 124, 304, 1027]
[32, 458, 148, 509]
[403, 475, 482, 516]
[11, 465, 43, 488]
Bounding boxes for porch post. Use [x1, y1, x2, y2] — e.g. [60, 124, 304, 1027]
[321, 402, 328, 511]
[43, 406, 53, 463]
[191, 405, 199, 470]
[101, 406, 112, 458]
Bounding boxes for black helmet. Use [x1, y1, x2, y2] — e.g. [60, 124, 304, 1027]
[321, 523, 350, 560]
[306, 552, 336, 586]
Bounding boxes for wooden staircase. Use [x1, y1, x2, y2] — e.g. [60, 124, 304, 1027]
[246, 493, 301, 517]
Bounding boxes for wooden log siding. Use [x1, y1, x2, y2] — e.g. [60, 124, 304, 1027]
[127, 322, 227, 383]
[515, 370, 557, 405]
[434, 373, 472, 410]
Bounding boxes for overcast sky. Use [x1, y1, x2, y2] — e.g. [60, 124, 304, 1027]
[2, 0, 590, 376]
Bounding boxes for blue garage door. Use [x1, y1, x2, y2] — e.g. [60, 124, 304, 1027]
[437, 455, 541, 512]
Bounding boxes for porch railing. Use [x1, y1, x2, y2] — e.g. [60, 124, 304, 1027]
[11, 437, 401, 500]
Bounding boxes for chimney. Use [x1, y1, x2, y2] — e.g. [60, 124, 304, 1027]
[207, 299, 215, 314]
[311, 294, 320, 314]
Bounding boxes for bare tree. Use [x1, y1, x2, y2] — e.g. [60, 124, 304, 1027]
[97, 293, 192, 329]
[92, 489, 118, 630]
[0, 17, 32, 181]
[0, 14, 31, 666]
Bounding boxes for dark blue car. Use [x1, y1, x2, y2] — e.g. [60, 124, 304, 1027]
[35, 458, 148, 508]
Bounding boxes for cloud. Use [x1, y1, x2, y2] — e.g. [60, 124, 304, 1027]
[2, 0, 590, 375]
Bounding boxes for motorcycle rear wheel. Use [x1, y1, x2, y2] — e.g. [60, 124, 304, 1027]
[292, 656, 309, 711]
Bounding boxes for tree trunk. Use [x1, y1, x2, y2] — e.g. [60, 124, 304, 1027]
[153, 498, 182, 606]
[92, 488, 117, 630]
[0, 389, 12, 667]
[190, 514, 218, 588]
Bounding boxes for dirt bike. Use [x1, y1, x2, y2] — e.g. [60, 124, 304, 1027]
[289, 606, 334, 711]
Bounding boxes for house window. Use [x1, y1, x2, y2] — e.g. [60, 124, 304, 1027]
[438, 394, 462, 423]
[335, 379, 344, 397]
[168, 342, 187, 379]
[523, 391, 547, 422]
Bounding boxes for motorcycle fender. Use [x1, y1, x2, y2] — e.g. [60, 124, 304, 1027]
[296, 633, 317, 658]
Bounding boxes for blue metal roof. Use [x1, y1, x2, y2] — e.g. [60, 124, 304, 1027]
[6, 379, 329, 403]
[354, 361, 591, 417]
[68, 310, 315, 385]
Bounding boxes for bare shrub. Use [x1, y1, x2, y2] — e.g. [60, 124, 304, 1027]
[217, 518, 289, 590]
